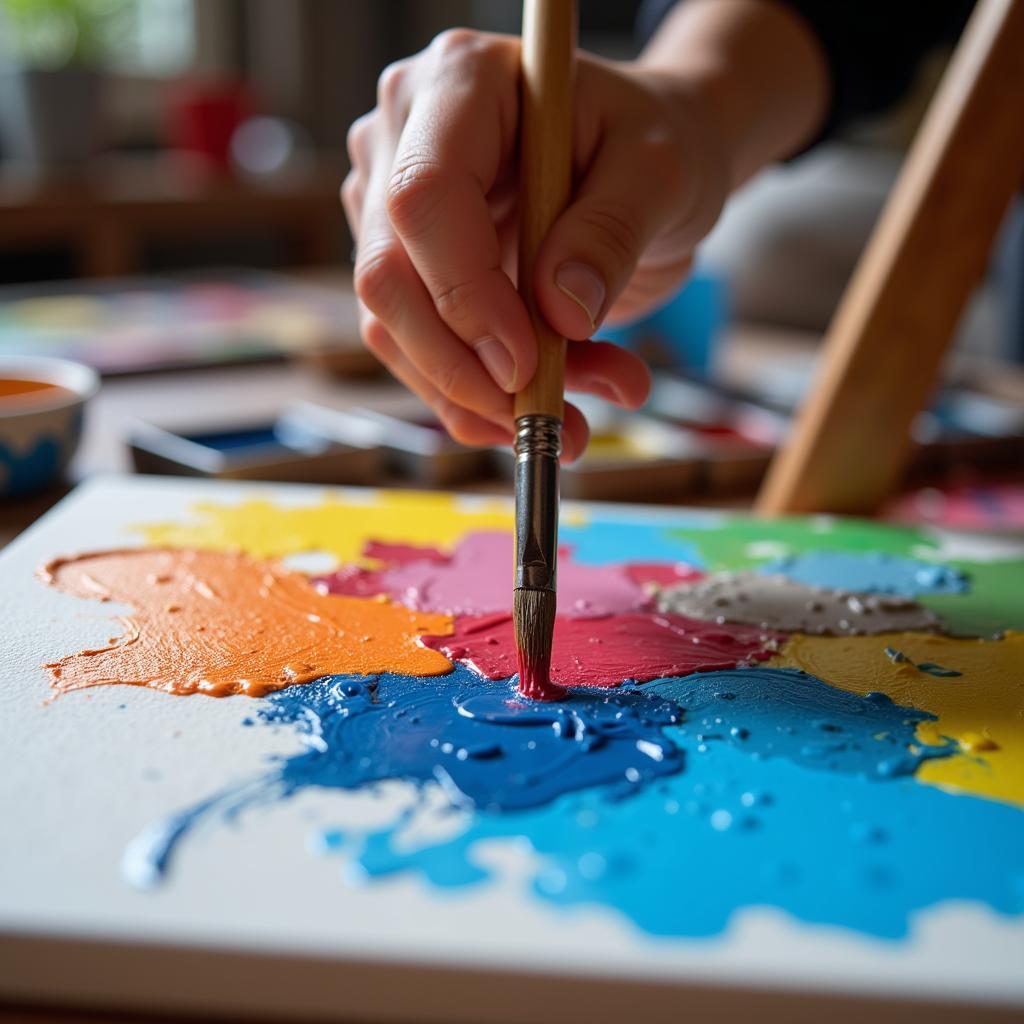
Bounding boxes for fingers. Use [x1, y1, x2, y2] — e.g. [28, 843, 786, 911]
[384, 33, 535, 393]
[354, 227, 516, 432]
[345, 37, 666, 462]
[561, 401, 590, 464]
[534, 126, 690, 341]
[362, 313, 589, 460]
[565, 340, 652, 410]
[362, 315, 513, 448]
[352, 76, 518, 432]
[359, 314, 600, 463]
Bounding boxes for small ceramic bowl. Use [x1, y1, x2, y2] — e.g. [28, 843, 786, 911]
[0, 356, 99, 498]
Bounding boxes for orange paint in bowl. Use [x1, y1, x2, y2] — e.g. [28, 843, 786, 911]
[0, 379, 74, 405]
[0, 357, 99, 497]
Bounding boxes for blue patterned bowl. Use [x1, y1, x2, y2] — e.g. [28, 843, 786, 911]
[0, 356, 99, 497]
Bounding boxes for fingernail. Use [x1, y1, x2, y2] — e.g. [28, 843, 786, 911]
[555, 262, 605, 330]
[474, 336, 517, 392]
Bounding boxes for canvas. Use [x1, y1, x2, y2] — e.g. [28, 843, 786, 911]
[1, 476, 1022, 1021]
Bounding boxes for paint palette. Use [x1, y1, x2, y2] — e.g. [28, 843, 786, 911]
[295, 404, 493, 486]
[0, 272, 372, 376]
[1, 477, 1023, 1022]
[128, 405, 383, 483]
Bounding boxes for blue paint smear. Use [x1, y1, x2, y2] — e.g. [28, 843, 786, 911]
[760, 551, 969, 596]
[645, 668, 952, 779]
[123, 662, 1024, 942]
[561, 521, 706, 568]
[124, 666, 683, 885]
[351, 740, 1024, 939]
[262, 667, 683, 810]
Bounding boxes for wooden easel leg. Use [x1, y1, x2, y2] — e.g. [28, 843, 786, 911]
[756, 0, 1024, 516]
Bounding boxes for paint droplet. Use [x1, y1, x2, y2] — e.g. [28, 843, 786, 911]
[960, 731, 999, 753]
[536, 867, 568, 895]
[710, 809, 733, 831]
[577, 852, 607, 880]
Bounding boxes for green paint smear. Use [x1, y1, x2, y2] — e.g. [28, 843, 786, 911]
[918, 559, 1024, 638]
[670, 516, 935, 572]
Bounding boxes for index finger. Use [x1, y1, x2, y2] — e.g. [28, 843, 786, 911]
[384, 34, 537, 395]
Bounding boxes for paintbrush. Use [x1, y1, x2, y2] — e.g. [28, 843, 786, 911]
[512, 0, 576, 701]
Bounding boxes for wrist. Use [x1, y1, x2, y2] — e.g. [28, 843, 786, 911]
[635, 0, 829, 186]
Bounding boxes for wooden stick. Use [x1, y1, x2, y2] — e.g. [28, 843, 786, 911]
[514, 0, 576, 422]
[757, 0, 1024, 515]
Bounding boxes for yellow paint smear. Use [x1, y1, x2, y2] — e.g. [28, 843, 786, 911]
[41, 548, 453, 698]
[134, 491, 519, 564]
[773, 631, 1024, 807]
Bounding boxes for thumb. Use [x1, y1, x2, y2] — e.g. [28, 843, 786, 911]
[534, 141, 681, 341]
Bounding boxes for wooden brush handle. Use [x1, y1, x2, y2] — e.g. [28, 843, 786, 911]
[514, 0, 577, 422]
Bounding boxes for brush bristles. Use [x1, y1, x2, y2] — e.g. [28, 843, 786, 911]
[513, 588, 563, 701]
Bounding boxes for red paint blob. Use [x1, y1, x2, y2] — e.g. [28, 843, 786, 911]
[362, 540, 449, 565]
[422, 612, 782, 690]
[623, 562, 704, 588]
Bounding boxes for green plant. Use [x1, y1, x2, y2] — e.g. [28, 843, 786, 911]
[1, 0, 129, 68]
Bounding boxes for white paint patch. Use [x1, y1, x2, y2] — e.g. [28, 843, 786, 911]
[658, 571, 943, 636]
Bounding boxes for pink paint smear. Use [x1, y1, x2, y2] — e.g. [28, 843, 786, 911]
[316, 531, 694, 619]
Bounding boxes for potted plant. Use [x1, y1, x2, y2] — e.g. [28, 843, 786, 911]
[0, 0, 120, 174]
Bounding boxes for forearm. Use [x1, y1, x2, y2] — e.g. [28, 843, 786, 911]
[638, 0, 830, 188]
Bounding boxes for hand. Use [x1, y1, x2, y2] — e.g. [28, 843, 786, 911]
[343, 29, 731, 459]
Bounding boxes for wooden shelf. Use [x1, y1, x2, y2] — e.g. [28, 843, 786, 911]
[0, 152, 348, 276]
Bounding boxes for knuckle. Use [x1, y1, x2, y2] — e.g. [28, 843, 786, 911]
[360, 317, 392, 359]
[340, 173, 360, 217]
[346, 114, 373, 166]
[376, 60, 409, 108]
[385, 159, 445, 234]
[580, 203, 642, 265]
[431, 27, 478, 60]
[430, 358, 473, 403]
[353, 245, 403, 317]
[432, 278, 478, 325]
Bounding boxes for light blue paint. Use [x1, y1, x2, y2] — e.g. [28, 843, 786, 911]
[122, 658, 1024, 942]
[561, 521, 706, 568]
[349, 729, 1024, 940]
[760, 551, 969, 596]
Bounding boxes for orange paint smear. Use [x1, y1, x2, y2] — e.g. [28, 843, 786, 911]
[41, 548, 454, 698]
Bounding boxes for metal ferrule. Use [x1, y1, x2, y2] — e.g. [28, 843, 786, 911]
[513, 413, 562, 592]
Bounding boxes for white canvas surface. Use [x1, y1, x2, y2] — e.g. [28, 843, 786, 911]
[0, 476, 1021, 1022]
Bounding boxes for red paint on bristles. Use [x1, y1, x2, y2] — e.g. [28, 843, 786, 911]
[512, 588, 563, 701]
[515, 646, 566, 702]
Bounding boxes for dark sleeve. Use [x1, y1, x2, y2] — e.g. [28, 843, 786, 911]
[637, 0, 975, 144]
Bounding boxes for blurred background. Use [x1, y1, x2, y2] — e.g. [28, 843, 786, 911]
[0, 0, 1021, 532]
